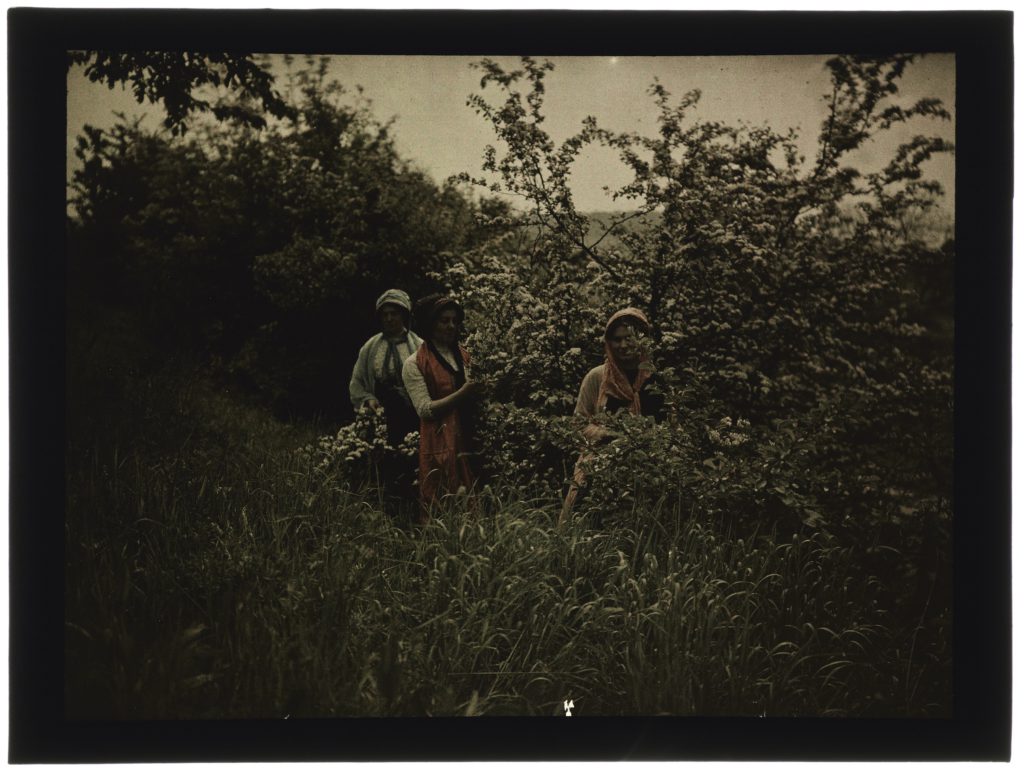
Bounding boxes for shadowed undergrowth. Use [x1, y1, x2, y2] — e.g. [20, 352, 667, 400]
[65, 363, 950, 719]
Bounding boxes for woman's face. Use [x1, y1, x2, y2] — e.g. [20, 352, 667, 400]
[379, 304, 405, 336]
[607, 322, 643, 368]
[432, 308, 460, 346]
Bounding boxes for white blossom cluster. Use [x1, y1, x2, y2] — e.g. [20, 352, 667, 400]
[297, 407, 419, 477]
[706, 416, 752, 448]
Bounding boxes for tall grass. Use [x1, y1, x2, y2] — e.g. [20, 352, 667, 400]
[64, 306, 949, 718]
[65, 372, 950, 717]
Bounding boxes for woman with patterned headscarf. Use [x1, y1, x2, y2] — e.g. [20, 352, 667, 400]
[559, 308, 666, 525]
[401, 293, 485, 520]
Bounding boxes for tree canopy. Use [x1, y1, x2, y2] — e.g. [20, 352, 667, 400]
[68, 51, 296, 134]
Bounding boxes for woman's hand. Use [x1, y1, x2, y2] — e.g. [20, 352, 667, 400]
[427, 378, 488, 418]
[582, 423, 616, 444]
[460, 377, 494, 401]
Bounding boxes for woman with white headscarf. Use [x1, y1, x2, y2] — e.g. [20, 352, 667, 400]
[350, 289, 423, 512]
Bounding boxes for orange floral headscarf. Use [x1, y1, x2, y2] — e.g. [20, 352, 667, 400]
[597, 307, 653, 415]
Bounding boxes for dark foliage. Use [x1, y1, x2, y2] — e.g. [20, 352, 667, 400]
[68, 50, 296, 134]
[69, 56, 512, 421]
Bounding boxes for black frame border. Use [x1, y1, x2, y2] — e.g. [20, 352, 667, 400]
[9, 8, 1012, 762]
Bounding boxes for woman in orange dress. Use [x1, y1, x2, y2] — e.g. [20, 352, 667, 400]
[401, 294, 484, 520]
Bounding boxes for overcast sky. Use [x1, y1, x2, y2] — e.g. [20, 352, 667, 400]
[67, 53, 955, 213]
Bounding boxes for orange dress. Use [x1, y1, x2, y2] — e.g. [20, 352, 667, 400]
[413, 343, 476, 508]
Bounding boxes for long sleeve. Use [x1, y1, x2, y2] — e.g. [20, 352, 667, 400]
[574, 365, 603, 418]
[402, 353, 434, 420]
[349, 336, 379, 408]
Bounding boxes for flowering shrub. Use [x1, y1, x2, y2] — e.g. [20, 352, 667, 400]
[450, 54, 953, 588]
[298, 406, 418, 479]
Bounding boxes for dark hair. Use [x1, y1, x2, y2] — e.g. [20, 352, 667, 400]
[414, 292, 464, 335]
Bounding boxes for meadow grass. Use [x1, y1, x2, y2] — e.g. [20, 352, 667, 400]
[65, 368, 950, 718]
[64, 315, 949, 719]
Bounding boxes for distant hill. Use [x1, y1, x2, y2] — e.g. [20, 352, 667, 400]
[582, 209, 662, 254]
[496, 204, 950, 264]
[585, 205, 953, 251]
